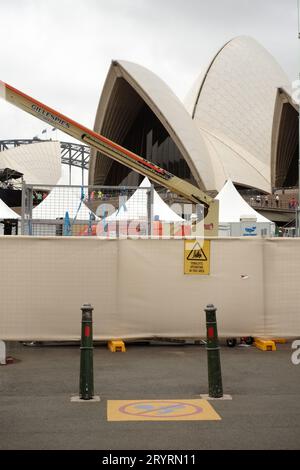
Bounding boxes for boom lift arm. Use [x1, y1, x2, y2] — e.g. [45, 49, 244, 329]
[0, 80, 218, 235]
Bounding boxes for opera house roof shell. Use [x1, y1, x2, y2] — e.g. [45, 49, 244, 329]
[0, 141, 61, 185]
[89, 36, 298, 193]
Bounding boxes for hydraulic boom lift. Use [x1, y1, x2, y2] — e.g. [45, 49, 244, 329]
[0, 80, 218, 236]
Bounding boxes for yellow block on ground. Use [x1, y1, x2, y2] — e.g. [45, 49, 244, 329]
[107, 399, 221, 421]
[254, 338, 276, 351]
[108, 340, 126, 352]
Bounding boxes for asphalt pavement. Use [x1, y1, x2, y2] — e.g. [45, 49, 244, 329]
[0, 341, 299, 450]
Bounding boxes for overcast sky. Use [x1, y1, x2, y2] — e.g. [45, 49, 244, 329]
[0, 0, 298, 142]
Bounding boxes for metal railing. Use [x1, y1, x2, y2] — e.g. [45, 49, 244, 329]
[21, 183, 155, 237]
[20, 181, 201, 239]
[243, 195, 298, 211]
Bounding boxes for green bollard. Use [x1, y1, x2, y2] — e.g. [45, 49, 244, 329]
[79, 303, 94, 400]
[205, 304, 223, 398]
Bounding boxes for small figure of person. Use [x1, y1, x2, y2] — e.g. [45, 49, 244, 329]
[264, 195, 268, 207]
[292, 197, 298, 209]
[3, 220, 12, 235]
[255, 195, 261, 205]
[275, 194, 279, 208]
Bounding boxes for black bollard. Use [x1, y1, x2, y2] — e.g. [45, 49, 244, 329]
[205, 304, 223, 398]
[79, 303, 94, 400]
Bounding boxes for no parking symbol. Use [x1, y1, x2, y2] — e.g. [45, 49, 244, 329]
[107, 399, 220, 421]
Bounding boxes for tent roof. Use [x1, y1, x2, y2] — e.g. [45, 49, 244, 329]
[106, 177, 184, 222]
[215, 180, 272, 223]
[0, 198, 20, 219]
[32, 187, 96, 220]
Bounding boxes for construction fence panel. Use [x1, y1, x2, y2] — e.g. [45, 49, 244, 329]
[263, 238, 300, 338]
[0, 237, 299, 341]
[117, 238, 265, 339]
[21, 183, 198, 238]
[21, 184, 156, 238]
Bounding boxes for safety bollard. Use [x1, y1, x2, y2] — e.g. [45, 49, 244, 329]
[205, 304, 223, 398]
[79, 303, 94, 400]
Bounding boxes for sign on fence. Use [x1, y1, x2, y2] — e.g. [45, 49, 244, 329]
[184, 239, 210, 275]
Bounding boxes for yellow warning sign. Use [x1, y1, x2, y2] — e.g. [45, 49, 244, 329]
[107, 399, 221, 421]
[184, 239, 210, 275]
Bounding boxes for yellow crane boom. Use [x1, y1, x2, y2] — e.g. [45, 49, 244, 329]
[0, 80, 218, 236]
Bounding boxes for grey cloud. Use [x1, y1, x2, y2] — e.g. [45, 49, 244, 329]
[0, 0, 298, 140]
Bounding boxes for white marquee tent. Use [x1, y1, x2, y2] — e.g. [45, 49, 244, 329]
[0, 198, 20, 220]
[32, 187, 95, 221]
[0, 198, 20, 235]
[216, 180, 271, 223]
[215, 180, 274, 236]
[106, 177, 184, 222]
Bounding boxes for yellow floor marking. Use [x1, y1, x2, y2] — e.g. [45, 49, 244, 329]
[107, 399, 221, 421]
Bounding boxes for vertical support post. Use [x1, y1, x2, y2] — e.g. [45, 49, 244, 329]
[21, 178, 26, 235]
[147, 185, 154, 238]
[205, 304, 223, 398]
[79, 303, 94, 400]
[297, 0, 300, 236]
[23, 185, 34, 236]
[298, 90, 300, 235]
[82, 151, 85, 186]
[69, 149, 72, 185]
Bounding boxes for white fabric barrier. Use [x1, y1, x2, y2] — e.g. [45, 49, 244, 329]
[0, 236, 299, 340]
[263, 238, 300, 338]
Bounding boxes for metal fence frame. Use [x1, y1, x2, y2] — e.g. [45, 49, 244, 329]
[21, 181, 155, 237]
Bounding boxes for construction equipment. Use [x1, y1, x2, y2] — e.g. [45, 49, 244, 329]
[0, 80, 218, 236]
